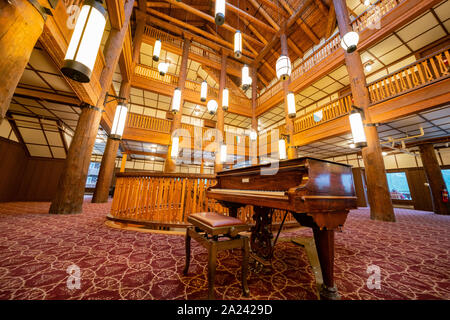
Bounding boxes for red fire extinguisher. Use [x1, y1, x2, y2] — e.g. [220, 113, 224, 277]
[443, 188, 449, 203]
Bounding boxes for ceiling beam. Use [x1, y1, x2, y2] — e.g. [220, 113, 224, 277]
[147, 2, 211, 10]
[325, 1, 337, 38]
[211, 0, 276, 33]
[254, 0, 313, 66]
[160, 0, 264, 47]
[123, 149, 167, 158]
[147, 8, 257, 59]
[279, 0, 320, 44]
[315, 0, 329, 16]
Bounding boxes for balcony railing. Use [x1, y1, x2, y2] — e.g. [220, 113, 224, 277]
[293, 94, 353, 134]
[126, 113, 172, 134]
[367, 46, 450, 104]
[110, 173, 295, 228]
[257, 0, 405, 109]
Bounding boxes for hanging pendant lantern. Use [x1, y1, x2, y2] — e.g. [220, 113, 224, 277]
[234, 30, 242, 59]
[222, 88, 229, 111]
[215, 0, 226, 25]
[207, 99, 218, 115]
[341, 31, 359, 53]
[171, 136, 179, 159]
[158, 61, 169, 76]
[200, 81, 208, 102]
[153, 39, 162, 61]
[172, 87, 181, 113]
[279, 139, 287, 160]
[110, 102, 128, 140]
[276, 55, 292, 81]
[349, 107, 367, 148]
[61, 0, 107, 83]
[287, 92, 296, 118]
[242, 64, 252, 90]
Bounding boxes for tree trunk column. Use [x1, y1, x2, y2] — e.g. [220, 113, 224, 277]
[92, 81, 131, 203]
[0, 0, 46, 118]
[215, 51, 227, 172]
[419, 144, 450, 215]
[165, 38, 191, 173]
[280, 34, 295, 159]
[251, 66, 259, 165]
[333, 0, 395, 222]
[49, 0, 135, 214]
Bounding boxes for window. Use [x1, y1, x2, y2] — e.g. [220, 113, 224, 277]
[86, 162, 101, 188]
[386, 172, 411, 200]
[442, 169, 450, 190]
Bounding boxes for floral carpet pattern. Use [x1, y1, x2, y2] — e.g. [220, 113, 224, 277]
[0, 200, 449, 300]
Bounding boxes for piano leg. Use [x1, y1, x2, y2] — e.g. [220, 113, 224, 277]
[312, 227, 340, 300]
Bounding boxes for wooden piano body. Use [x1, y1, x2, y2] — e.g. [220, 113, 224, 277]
[206, 157, 357, 299]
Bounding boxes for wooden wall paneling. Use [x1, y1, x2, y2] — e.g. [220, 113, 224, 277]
[0, 138, 27, 202]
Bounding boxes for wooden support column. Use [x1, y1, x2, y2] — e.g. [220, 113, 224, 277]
[280, 34, 296, 160]
[49, 0, 134, 214]
[92, 9, 144, 203]
[215, 51, 227, 173]
[0, 0, 46, 118]
[251, 66, 258, 165]
[92, 81, 131, 203]
[333, 0, 395, 222]
[120, 154, 127, 172]
[419, 144, 450, 215]
[164, 38, 191, 173]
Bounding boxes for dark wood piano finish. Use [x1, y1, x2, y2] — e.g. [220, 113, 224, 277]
[206, 157, 357, 300]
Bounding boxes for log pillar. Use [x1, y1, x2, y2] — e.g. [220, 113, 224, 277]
[251, 66, 258, 165]
[165, 38, 191, 172]
[280, 34, 296, 159]
[215, 51, 227, 173]
[333, 0, 395, 222]
[49, 0, 134, 214]
[0, 0, 47, 118]
[419, 144, 450, 215]
[92, 81, 131, 203]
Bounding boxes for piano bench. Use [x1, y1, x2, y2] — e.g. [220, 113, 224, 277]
[183, 212, 250, 300]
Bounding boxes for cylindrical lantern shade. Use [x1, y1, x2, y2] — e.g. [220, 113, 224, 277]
[153, 39, 161, 61]
[349, 109, 367, 148]
[242, 65, 252, 90]
[61, 0, 107, 83]
[234, 30, 242, 59]
[222, 88, 229, 111]
[276, 55, 292, 81]
[171, 136, 179, 159]
[220, 144, 227, 163]
[287, 92, 296, 118]
[207, 99, 218, 115]
[250, 130, 257, 141]
[279, 139, 287, 160]
[158, 61, 169, 76]
[110, 103, 128, 140]
[215, 0, 226, 25]
[341, 31, 359, 53]
[200, 81, 207, 102]
[172, 87, 181, 113]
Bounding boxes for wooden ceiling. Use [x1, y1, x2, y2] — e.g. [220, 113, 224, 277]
[137, 0, 334, 90]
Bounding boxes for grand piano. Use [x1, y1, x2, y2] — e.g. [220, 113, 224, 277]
[206, 157, 357, 300]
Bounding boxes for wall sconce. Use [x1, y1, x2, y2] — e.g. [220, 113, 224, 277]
[341, 31, 359, 53]
[222, 88, 229, 111]
[349, 105, 368, 148]
[105, 93, 127, 140]
[287, 92, 296, 118]
[172, 87, 181, 113]
[200, 81, 207, 102]
[250, 130, 257, 141]
[153, 39, 161, 62]
[61, 0, 107, 83]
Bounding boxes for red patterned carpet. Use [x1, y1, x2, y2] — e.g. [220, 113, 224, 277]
[0, 200, 449, 300]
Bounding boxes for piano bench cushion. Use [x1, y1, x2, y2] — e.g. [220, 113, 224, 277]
[189, 212, 247, 228]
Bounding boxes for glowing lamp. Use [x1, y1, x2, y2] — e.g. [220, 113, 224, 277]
[222, 88, 229, 111]
[110, 102, 128, 140]
[153, 39, 161, 62]
[341, 31, 359, 53]
[234, 30, 242, 59]
[207, 99, 218, 115]
[172, 87, 181, 113]
[200, 81, 207, 102]
[349, 107, 367, 148]
[287, 92, 296, 118]
[61, 0, 107, 83]
[276, 55, 292, 81]
[215, 0, 226, 25]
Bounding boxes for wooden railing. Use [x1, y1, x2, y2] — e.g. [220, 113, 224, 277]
[257, 0, 404, 108]
[293, 94, 353, 133]
[134, 64, 178, 86]
[126, 113, 172, 133]
[110, 173, 296, 228]
[367, 47, 450, 104]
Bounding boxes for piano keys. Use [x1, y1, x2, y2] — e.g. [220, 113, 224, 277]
[206, 157, 357, 300]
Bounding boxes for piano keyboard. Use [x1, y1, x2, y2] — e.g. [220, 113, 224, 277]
[208, 188, 288, 199]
